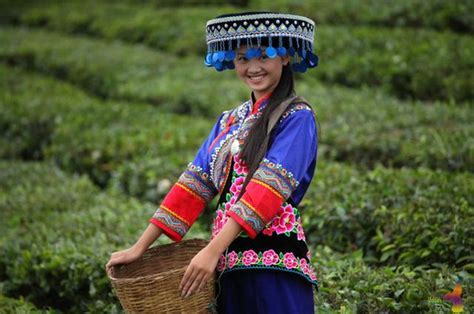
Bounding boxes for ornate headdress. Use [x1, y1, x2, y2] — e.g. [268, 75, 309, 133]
[205, 12, 318, 73]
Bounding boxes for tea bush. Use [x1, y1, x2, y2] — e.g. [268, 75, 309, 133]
[314, 246, 474, 313]
[0, 161, 206, 312]
[250, 0, 474, 33]
[0, 65, 213, 186]
[1, 9, 472, 102]
[303, 162, 474, 267]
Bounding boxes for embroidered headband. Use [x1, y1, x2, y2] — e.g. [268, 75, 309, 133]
[204, 12, 319, 73]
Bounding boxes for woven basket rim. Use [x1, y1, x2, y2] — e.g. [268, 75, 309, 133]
[106, 239, 209, 282]
[107, 264, 187, 282]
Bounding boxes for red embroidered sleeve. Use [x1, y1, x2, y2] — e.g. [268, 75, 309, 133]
[226, 159, 298, 239]
[150, 164, 217, 241]
[149, 112, 229, 241]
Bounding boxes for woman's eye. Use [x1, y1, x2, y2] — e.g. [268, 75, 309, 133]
[237, 56, 248, 62]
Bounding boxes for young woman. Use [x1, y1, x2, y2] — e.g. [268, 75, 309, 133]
[107, 12, 319, 313]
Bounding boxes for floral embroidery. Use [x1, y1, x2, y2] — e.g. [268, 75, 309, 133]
[297, 220, 306, 241]
[211, 154, 308, 242]
[262, 249, 279, 266]
[233, 154, 248, 175]
[242, 250, 259, 266]
[217, 255, 226, 272]
[283, 252, 298, 269]
[216, 249, 318, 283]
[262, 206, 306, 241]
[229, 175, 245, 195]
[211, 208, 229, 239]
[274, 204, 297, 234]
[227, 251, 239, 268]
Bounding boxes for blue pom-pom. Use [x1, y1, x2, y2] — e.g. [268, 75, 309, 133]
[308, 53, 319, 68]
[204, 53, 213, 66]
[214, 61, 224, 71]
[225, 50, 236, 61]
[245, 48, 257, 59]
[277, 47, 287, 57]
[254, 48, 262, 58]
[212, 52, 220, 64]
[218, 51, 226, 62]
[266, 47, 277, 58]
[299, 60, 308, 73]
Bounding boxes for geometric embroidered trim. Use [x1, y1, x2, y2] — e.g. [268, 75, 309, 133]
[152, 207, 188, 237]
[180, 163, 217, 202]
[253, 158, 299, 199]
[228, 200, 265, 234]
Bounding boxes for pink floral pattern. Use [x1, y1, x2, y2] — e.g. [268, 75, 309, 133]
[299, 258, 311, 275]
[242, 250, 259, 266]
[283, 252, 298, 269]
[262, 249, 279, 266]
[297, 219, 306, 241]
[217, 255, 226, 272]
[275, 211, 296, 234]
[229, 176, 244, 196]
[211, 209, 229, 239]
[211, 148, 318, 286]
[227, 251, 239, 268]
[233, 154, 248, 175]
[261, 204, 307, 241]
[215, 249, 318, 284]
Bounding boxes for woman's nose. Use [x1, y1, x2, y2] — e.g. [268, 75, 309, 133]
[247, 58, 264, 73]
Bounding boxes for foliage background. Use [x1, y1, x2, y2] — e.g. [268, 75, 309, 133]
[0, 0, 473, 312]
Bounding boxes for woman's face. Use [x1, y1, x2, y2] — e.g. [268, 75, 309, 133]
[234, 45, 289, 100]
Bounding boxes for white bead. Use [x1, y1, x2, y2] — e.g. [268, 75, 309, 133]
[231, 139, 240, 155]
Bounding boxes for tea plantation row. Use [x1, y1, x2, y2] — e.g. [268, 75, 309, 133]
[0, 3, 472, 102]
[2, 0, 472, 33]
[1, 59, 472, 178]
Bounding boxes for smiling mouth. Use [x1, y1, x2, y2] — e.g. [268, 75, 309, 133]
[248, 74, 266, 82]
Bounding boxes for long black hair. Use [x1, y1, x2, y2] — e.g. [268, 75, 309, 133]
[236, 63, 295, 200]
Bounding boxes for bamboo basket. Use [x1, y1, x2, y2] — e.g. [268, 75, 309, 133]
[107, 239, 216, 313]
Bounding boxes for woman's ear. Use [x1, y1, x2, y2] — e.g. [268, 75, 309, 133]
[282, 55, 290, 66]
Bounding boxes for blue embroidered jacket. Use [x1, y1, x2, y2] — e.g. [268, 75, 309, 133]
[151, 94, 319, 285]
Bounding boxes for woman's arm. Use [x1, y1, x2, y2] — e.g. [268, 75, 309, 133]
[179, 216, 242, 297]
[106, 223, 163, 271]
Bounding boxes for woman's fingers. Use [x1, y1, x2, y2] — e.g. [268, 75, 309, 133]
[196, 274, 210, 293]
[184, 272, 205, 298]
[106, 252, 123, 268]
[180, 265, 196, 294]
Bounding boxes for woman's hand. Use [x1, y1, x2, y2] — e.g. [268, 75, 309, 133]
[106, 245, 144, 272]
[106, 224, 163, 273]
[179, 245, 220, 298]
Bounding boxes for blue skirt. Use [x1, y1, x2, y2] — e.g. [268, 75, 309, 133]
[215, 269, 315, 314]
